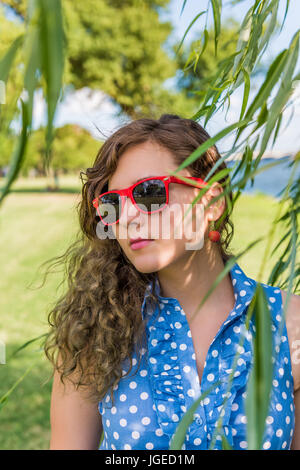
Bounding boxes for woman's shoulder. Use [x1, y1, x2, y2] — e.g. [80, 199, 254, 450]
[280, 289, 300, 392]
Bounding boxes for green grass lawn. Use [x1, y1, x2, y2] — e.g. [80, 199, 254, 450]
[0, 177, 298, 449]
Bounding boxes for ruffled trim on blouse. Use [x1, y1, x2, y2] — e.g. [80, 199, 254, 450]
[144, 263, 258, 445]
[146, 300, 190, 442]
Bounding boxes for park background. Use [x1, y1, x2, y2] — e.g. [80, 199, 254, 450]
[0, 0, 300, 449]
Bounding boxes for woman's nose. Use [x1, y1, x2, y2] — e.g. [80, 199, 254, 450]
[119, 196, 140, 226]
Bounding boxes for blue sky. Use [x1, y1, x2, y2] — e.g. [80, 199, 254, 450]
[30, 0, 300, 155]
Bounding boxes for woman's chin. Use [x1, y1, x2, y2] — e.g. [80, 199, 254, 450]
[132, 259, 160, 274]
[129, 251, 163, 273]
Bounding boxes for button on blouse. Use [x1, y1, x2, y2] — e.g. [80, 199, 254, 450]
[98, 262, 295, 450]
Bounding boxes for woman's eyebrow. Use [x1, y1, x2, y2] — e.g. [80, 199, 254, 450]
[110, 175, 157, 191]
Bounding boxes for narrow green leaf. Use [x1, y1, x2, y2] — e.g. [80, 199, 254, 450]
[0, 99, 30, 206]
[191, 106, 211, 120]
[281, 0, 290, 33]
[272, 113, 283, 147]
[175, 12, 206, 55]
[245, 284, 273, 450]
[0, 360, 39, 412]
[169, 119, 248, 173]
[211, 0, 221, 55]
[199, 28, 209, 60]
[244, 49, 288, 120]
[204, 103, 217, 126]
[232, 6, 253, 76]
[239, 68, 250, 120]
[39, 0, 65, 169]
[8, 333, 48, 360]
[257, 0, 279, 60]
[179, 0, 188, 17]
[234, 49, 289, 145]
[221, 435, 233, 450]
[256, 102, 268, 128]
[23, 11, 40, 127]
[169, 380, 221, 450]
[0, 35, 23, 82]
[258, 32, 299, 157]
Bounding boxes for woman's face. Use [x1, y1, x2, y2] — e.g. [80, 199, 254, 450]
[107, 140, 217, 274]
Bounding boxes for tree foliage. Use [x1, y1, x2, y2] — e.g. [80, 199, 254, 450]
[2, 0, 199, 118]
[20, 124, 101, 175]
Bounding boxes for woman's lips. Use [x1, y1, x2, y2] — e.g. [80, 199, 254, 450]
[130, 239, 154, 250]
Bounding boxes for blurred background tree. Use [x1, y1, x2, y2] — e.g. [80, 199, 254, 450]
[21, 124, 101, 176]
[2, 0, 198, 118]
[0, 0, 241, 184]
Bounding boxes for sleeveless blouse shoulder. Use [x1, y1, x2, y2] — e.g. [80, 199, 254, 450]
[98, 263, 295, 450]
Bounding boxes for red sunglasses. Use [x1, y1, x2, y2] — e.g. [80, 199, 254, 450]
[92, 175, 208, 226]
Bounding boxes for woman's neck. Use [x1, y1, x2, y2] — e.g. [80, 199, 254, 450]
[156, 244, 235, 323]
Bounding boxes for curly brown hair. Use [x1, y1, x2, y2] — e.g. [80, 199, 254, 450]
[43, 113, 235, 407]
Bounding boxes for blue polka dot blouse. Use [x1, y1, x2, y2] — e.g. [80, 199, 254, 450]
[98, 262, 295, 450]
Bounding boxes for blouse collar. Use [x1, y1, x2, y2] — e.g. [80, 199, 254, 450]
[141, 261, 257, 322]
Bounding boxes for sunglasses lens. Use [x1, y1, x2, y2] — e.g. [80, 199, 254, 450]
[98, 192, 120, 224]
[132, 179, 166, 212]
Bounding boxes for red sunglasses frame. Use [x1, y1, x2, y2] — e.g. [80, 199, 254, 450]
[92, 175, 208, 226]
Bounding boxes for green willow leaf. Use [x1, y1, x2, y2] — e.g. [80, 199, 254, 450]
[180, 0, 188, 17]
[234, 49, 289, 145]
[169, 380, 221, 450]
[8, 333, 48, 360]
[231, 145, 253, 190]
[281, 0, 290, 33]
[183, 49, 197, 71]
[204, 102, 217, 126]
[0, 35, 23, 82]
[245, 284, 273, 450]
[233, 14, 251, 66]
[39, 0, 65, 169]
[253, 0, 261, 11]
[258, 32, 299, 157]
[169, 119, 248, 173]
[272, 113, 283, 147]
[256, 102, 268, 128]
[257, 0, 279, 60]
[239, 68, 250, 120]
[244, 49, 288, 120]
[211, 0, 221, 55]
[175, 11, 206, 55]
[199, 28, 209, 60]
[221, 435, 233, 450]
[0, 360, 39, 412]
[0, 99, 30, 206]
[23, 8, 40, 127]
[191, 105, 211, 120]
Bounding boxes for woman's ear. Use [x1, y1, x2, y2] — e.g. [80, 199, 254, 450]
[202, 182, 225, 222]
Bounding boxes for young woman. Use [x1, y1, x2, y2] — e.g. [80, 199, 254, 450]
[47, 114, 300, 450]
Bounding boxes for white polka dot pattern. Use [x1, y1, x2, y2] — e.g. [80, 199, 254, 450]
[98, 262, 295, 450]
